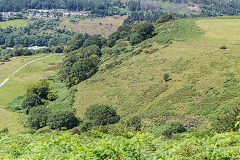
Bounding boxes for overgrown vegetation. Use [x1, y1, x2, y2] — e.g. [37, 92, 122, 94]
[6, 80, 79, 130]
[3, 13, 240, 159]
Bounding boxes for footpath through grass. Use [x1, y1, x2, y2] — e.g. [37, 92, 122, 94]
[0, 54, 63, 106]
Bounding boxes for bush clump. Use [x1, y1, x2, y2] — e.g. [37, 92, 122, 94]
[22, 94, 42, 110]
[162, 120, 186, 138]
[220, 45, 227, 49]
[0, 127, 9, 134]
[28, 106, 49, 129]
[79, 121, 93, 132]
[71, 127, 81, 135]
[47, 110, 80, 129]
[210, 101, 240, 132]
[84, 104, 120, 126]
[156, 14, 176, 24]
[26, 79, 50, 99]
[163, 73, 170, 82]
[126, 116, 142, 131]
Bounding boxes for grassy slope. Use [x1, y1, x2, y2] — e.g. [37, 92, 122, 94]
[196, 17, 240, 44]
[0, 20, 27, 28]
[0, 54, 63, 106]
[75, 17, 240, 126]
[0, 54, 63, 133]
[59, 15, 127, 37]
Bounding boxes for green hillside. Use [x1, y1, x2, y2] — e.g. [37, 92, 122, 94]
[74, 17, 240, 129]
[0, 54, 63, 133]
[2, 16, 240, 159]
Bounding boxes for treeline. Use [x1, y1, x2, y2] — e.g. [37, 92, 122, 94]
[59, 20, 155, 87]
[1, 0, 240, 19]
[0, 48, 35, 62]
[0, 19, 73, 61]
[167, 0, 240, 16]
[123, 10, 169, 24]
[0, 0, 125, 16]
[0, 19, 73, 49]
[0, 46, 64, 62]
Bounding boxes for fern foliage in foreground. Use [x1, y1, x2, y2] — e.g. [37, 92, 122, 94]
[1, 131, 240, 159]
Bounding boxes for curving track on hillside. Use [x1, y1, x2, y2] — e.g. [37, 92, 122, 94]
[0, 56, 50, 88]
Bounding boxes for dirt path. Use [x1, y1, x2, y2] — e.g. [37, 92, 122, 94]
[0, 56, 50, 88]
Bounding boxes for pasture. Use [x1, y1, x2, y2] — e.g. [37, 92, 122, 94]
[0, 54, 63, 107]
[0, 19, 27, 28]
[196, 17, 240, 44]
[59, 15, 127, 37]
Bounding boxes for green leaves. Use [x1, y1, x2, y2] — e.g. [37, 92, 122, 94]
[1, 131, 240, 159]
[84, 104, 120, 126]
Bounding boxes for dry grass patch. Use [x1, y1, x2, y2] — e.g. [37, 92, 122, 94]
[60, 15, 127, 37]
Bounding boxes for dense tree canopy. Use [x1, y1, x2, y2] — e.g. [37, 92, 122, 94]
[0, 0, 124, 16]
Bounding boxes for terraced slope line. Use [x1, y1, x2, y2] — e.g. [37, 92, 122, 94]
[0, 56, 50, 88]
[127, 81, 183, 120]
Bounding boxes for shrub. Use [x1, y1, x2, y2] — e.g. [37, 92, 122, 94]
[220, 45, 227, 49]
[130, 33, 143, 45]
[163, 73, 170, 82]
[107, 125, 136, 138]
[47, 110, 80, 129]
[22, 94, 42, 110]
[47, 92, 58, 101]
[19, 129, 36, 134]
[156, 14, 175, 24]
[145, 48, 158, 54]
[132, 48, 143, 55]
[84, 104, 120, 126]
[162, 120, 186, 138]
[38, 129, 52, 134]
[80, 121, 93, 132]
[80, 45, 101, 58]
[28, 106, 49, 129]
[53, 46, 64, 53]
[89, 55, 101, 67]
[6, 95, 24, 111]
[0, 127, 9, 133]
[126, 116, 142, 130]
[210, 101, 240, 132]
[26, 79, 50, 99]
[71, 127, 81, 135]
[70, 58, 97, 84]
[132, 22, 154, 40]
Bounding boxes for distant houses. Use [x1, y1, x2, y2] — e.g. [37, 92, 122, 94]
[1, 12, 17, 16]
[27, 12, 56, 19]
[27, 9, 89, 19]
[1, 9, 89, 20]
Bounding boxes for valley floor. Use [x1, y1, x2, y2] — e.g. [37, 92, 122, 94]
[0, 54, 63, 133]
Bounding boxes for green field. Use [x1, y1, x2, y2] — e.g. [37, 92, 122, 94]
[196, 17, 240, 44]
[2, 16, 240, 159]
[74, 17, 240, 127]
[0, 19, 27, 28]
[0, 54, 63, 133]
[0, 108, 25, 134]
[59, 15, 127, 37]
[0, 54, 63, 107]
[2, 17, 240, 134]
